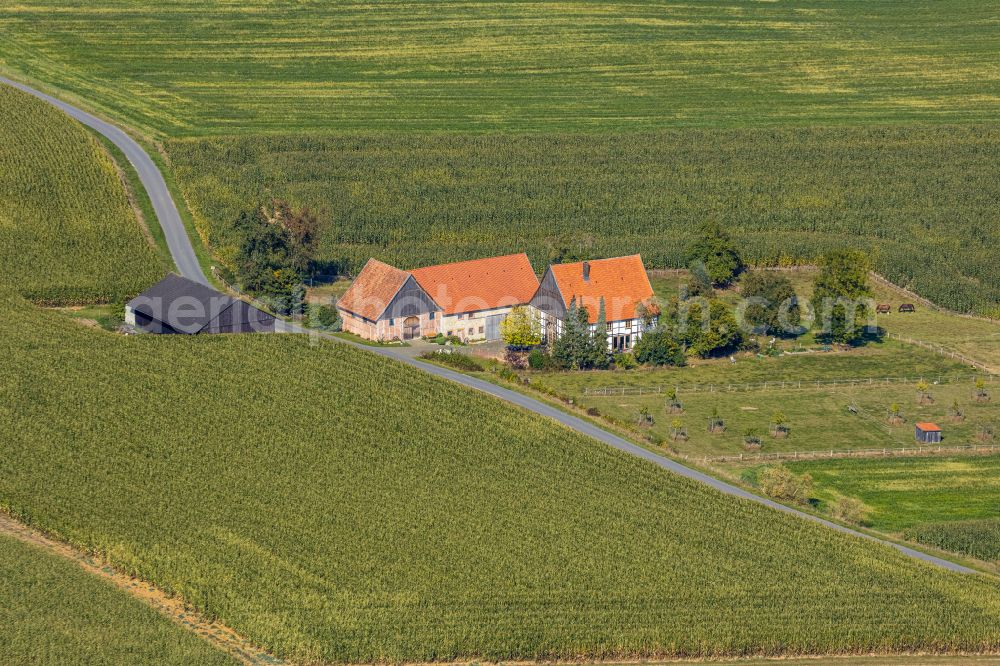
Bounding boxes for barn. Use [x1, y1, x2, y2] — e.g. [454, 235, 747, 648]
[125, 273, 276, 334]
[336, 254, 538, 343]
[915, 422, 942, 444]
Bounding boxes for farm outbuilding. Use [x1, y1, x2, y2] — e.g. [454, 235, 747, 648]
[915, 422, 942, 444]
[126, 273, 276, 334]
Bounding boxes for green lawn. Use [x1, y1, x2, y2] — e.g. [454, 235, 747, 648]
[784, 456, 1000, 534]
[2, 1, 998, 135]
[0, 532, 235, 665]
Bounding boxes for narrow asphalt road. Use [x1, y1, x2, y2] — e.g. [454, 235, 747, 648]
[1, 76, 209, 286]
[8, 77, 975, 575]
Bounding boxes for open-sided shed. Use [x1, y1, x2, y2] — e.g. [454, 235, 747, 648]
[915, 422, 942, 444]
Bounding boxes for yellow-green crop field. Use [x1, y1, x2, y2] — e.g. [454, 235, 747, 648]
[0, 85, 163, 304]
[0, 532, 235, 665]
[1, 1, 998, 135]
[6, 295, 1000, 662]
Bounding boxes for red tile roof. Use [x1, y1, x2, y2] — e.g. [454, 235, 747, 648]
[336, 258, 411, 321]
[411, 253, 539, 316]
[915, 422, 942, 432]
[549, 255, 654, 324]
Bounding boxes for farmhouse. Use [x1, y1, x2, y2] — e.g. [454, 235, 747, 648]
[530, 255, 656, 352]
[126, 273, 276, 334]
[337, 254, 539, 342]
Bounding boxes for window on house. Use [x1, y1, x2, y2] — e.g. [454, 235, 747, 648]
[625, 320, 632, 331]
[447, 330, 453, 336]
[389, 318, 395, 326]
[468, 328, 474, 335]
[478, 326, 484, 334]
[429, 312, 435, 320]
[606, 322, 613, 332]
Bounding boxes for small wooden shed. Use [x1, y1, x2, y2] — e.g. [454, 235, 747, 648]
[915, 422, 942, 444]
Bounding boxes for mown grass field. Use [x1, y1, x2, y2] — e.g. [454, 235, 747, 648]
[5, 296, 1000, 662]
[0, 84, 163, 304]
[784, 456, 1000, 536]
[0, 532, 235, 665]
[1, 1, 998, 135]
[167, 126, 1000, 314]
[776, 455, 1000, 565]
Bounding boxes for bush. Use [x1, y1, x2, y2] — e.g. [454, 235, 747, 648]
[634, 328, 685, 366]
[613, 352, 638, 370]
[310, 303, 339, 330]
[830, 497, 867, 525]
[758, 465, 813, 505]
[418, 350, 482, 372]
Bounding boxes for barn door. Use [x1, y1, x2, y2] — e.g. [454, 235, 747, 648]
[485, 314, 505, 341]
[403, 316, 420, 340]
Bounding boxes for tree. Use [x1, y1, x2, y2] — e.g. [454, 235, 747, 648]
[682, 300, 742, 358]
[633, 327, 685, 366]
[683, 260, 716, 299]
[811, 249, 875, 345]
[635, 297, 661, 330]
[740, 270, 800, 335]
[588, 298, 610, 369]
[500, 306, 541, 348]
[553, 299, 593, 369]
[686, 221, 743, 287]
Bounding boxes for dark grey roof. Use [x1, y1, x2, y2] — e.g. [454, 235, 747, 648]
[128, 273, 273, 334]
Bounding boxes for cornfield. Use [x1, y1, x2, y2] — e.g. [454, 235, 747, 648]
[3, 297, 1000, 662]
[168, 125, 1000, 314]
[0, 85, 163, 305]
[906, 519, 1000, 564]
[0, 532, 235, 665]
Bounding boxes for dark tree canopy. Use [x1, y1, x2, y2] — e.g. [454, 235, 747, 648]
[686, 221, 744, 287]
[811, 249, 875, 345]
[740, 270, 801, 336]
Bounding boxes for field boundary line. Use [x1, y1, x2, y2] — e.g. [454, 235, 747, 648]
[0, 512, 285, 666]
[700, 443, 999, 464]
[886, 333, 998, 375]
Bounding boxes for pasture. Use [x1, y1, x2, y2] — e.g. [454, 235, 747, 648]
[783, 456, 1000, 563]
[4, 295, 1000, 661]
[1, 1, 998, 135]
[785, 456, 1000, 532]
[0, 532, 234, 665]
[0, 84, 163, 304]
[166, 126, 1000, 314]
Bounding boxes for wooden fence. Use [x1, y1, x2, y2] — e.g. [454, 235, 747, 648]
[583, 373, 990, 397]
[886, 333, 996, 375]
[699, 442, 998, 464]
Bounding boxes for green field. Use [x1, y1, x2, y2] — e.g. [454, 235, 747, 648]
[0, 84, 163, 304]
[5, 295, 1000, 662]
[906, 519, 1000, 565]
[0, 532, 234, 665]
[166, 126, 1000, 313]
[2, 1, 998, 135]
[785, 456, 1000, 534]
